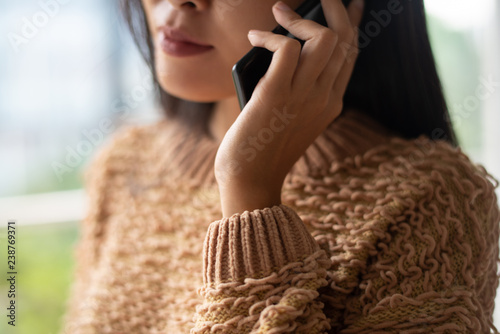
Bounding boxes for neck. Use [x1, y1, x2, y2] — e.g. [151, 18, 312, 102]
[209, 95, 241, 142]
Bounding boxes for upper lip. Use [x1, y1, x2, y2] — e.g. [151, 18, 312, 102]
[158, 26, 212, 47]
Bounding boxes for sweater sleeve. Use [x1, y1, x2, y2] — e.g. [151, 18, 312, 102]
[192, 204, 333, 333]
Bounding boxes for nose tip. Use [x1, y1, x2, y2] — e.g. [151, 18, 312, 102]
[167, 0, 208, 11]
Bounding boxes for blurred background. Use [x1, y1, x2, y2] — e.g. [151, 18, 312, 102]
[0, 0, 499, 333]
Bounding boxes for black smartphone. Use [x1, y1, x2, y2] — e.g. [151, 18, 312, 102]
[232, 0, 331, 110]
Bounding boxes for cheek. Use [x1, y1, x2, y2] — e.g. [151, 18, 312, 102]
[216, 11, 277, 66]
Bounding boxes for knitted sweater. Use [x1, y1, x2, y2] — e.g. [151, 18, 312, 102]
[61, 110, 500, 334]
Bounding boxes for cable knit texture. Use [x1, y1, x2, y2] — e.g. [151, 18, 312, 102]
[60, 110, 500, 334]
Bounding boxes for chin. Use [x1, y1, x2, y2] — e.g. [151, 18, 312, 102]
[157, 76, 235, 103]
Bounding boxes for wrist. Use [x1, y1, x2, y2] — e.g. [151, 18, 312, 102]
[219, 181, 282, 218]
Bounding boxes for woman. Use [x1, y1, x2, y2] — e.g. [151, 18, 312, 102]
[61, 0, 500, 333]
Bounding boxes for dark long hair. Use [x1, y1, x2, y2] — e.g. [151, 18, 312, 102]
[118, 0, 457, 145]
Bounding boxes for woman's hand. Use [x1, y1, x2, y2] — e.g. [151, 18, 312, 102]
[215, 0, 364, 217]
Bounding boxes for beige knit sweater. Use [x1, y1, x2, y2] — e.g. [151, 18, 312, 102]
[60, 110, 500, 333]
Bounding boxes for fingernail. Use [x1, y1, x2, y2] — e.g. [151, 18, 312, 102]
[353, 0, 364, 10]
[247, 30, 262, 43]
[275, 1, 291, 12]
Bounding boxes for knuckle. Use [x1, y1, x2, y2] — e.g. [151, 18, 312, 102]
[319, 29, 338, 53]
[287, 17, 302, 31]
[338, 26, 354, 41]
[316, 95, 330, 112]
[310, 86, 330, 110]
[345, 27, 357, 42]
[319, 28, 337, 43]
[283, 38, 302, 53]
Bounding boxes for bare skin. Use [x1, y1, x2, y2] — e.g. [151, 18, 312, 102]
[141, 0, 364, 218]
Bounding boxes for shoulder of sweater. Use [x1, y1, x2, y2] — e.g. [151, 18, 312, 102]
[285, 135, 499, 224]
[379, 136, 497, 189]
[81, 118, 177, 181]
[326, 131, 495, 183]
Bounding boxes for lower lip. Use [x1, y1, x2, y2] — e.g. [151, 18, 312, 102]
[159, 37, 213, 57]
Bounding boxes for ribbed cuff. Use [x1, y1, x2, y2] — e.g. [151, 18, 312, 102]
[203, 204, 320, 284]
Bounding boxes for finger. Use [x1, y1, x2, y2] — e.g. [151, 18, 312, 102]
[317, 27, 359, 88]
[247, 29, 302, 92]
[272, 2, 329, 42]
[271, 2, 338, 88]
[320, 0, 354, 34]
[328, 30, 360, 104]
[317, 0, 363, 83]
[346, 0, 365, 28]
